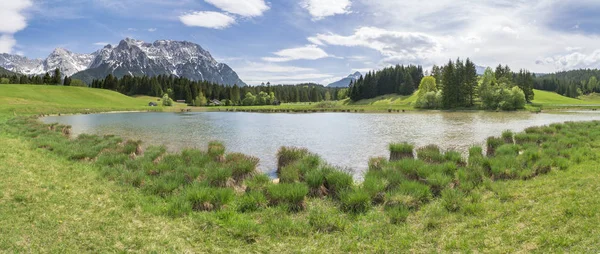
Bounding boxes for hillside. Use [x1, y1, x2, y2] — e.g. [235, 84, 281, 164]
[0, 66, 17, 76]
[532, 89, 600, 105]
[0, 85, 161, 115]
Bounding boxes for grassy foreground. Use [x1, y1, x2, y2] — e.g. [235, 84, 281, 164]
[1, 84, 600, 252]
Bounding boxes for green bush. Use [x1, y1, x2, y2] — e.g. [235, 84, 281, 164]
[495, 144, 519, 157]
[426, 172, 452, 196]
[279, 164, 301, 183]
[362, 174, 386, 204]
[468, 146, 483, 159]
[444, 150, 464, 165]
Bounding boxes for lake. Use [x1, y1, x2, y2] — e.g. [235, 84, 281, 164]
[42, 111, 600, 178]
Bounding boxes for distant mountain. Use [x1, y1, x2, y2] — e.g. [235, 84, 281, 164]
[0, 38, 246, 86]
[0, 66, 17, 76]
[328, 71, 362, 87]
[476, 65, 487, 75]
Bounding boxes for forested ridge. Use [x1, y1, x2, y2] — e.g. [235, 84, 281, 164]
[534, 69, 600, 98]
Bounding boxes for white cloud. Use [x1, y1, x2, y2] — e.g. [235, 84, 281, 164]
[127, 28, 137, 31]
[147, 28, 157, 32]
[232, 61, 334, 85]
[538, 50, 600, 70]
[301, 0, 351, 20]
[179, 11, 236, 29]
[204, 0, 269, 17]
[309, 27, 442, 65]
[93, 42, 110, 46]
[263, 45, 331, 62]
[0, 0, 32, 53]
[0, 35, 17, 54]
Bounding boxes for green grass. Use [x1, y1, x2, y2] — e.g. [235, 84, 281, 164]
[2, 85, 600, 252]
[531, 89, 600, 108]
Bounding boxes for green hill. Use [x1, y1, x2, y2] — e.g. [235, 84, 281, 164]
[0, 84, 160, 116]
[531, 89, 599, 105]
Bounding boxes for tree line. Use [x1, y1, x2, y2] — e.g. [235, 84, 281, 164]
[348, 65, 424, 101]
[534, 69, 600, 98]
[416, 60, 534, 110]
[89, 74, 347, 106]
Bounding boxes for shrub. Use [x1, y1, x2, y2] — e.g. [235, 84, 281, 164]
[324, 170, 354, 198]
[339, 188, 371, 214]
[237, 191, 268, 213]
[277, 147, 310, 174]
[441, 188, 465, 212]
[417, 145, 445, 163]
[266, 183, 309, 212]
[389, 143, 414, 161]
[389, 158, 425, 180]
[305, 169, 326, 197]
[486, 137, 504, 156]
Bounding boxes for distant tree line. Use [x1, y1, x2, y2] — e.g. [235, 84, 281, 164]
[0, 68, 86, 87]
[349, 65, 424, 101]
[534, 69, 600, 98]
[89, 74, 347, 106]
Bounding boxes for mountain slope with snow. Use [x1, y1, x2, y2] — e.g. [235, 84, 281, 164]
[328, 71, 362, 87]
[0, 38, 246, 86]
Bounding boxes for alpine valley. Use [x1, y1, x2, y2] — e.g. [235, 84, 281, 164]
[0, 38, 246, 86]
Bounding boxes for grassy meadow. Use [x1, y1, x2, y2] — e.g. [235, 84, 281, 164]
[1, 84, 600, 252]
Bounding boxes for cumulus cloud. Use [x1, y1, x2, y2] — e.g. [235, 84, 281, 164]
[263, 45, 331, 62]
[147, 28, 157, 32]
[179, 11, 236, 29]
[204, 0, 269, 17]
[0, 0, 32, 53]
[309, 27, 442, 65]
[301, 0, 351, 20]
[538, 50, 600, 70]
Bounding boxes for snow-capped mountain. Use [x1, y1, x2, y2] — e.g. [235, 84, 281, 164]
[0, 53, 43, 75]
[0, 38, 246, 86]
[328, 71, 362, 87]
[0, 48, 93, 77]
[73, 38, 246, 86]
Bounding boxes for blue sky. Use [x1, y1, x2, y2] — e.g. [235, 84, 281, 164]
[2, 0, 600, 85]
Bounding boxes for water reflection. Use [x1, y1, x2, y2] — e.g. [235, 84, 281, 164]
[42, 111, 600, 177]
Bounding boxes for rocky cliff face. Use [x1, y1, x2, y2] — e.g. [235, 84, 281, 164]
[0, 38, 246, 86]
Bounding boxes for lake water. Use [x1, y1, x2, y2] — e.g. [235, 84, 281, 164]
[42, 111, 600, 177]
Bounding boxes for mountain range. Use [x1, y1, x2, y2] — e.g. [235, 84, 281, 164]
[0, 38, 246, 86]
[328, 71, 362, 87]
